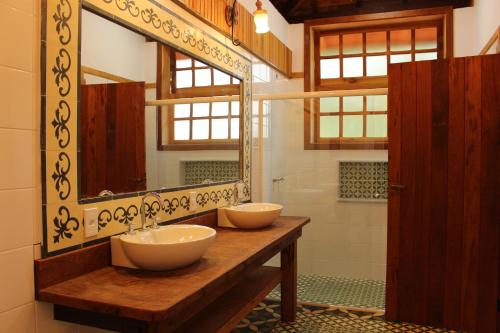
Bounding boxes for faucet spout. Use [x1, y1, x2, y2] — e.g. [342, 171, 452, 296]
[140, 192, 164, 231]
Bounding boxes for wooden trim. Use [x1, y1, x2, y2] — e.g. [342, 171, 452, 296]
[81, 65, 156, 88]
[159, 143, 239, 151]
[479, 26, 500, 55]
[290, 72, 304, 78]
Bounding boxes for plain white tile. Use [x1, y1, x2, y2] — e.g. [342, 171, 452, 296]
[0, 0, 34, 14]
[35, 302, 78, 333]
[0, 303, 35, 333]
[0, 66, 34, 130]
[0, 129, 36, 190]
[0, 189, 35, 252]
[0, 246, 34, 312]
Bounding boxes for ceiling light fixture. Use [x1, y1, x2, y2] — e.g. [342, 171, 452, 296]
[253, 0, 270, 34]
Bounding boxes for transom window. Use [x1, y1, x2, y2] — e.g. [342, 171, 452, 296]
[306, 14, 447, 150]
[158, 50, 241, 150]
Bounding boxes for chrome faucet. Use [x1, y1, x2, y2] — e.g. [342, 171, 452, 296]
[140, 192, 164, 231]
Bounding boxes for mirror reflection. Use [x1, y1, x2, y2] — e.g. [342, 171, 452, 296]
[79, 10, 242, 199]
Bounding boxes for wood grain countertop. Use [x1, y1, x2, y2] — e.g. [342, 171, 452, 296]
[36, 216, 309, 323]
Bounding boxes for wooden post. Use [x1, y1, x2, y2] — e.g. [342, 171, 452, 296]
[280, 241, 297, 322]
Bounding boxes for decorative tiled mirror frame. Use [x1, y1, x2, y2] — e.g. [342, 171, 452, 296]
[41, 0, 252, 256]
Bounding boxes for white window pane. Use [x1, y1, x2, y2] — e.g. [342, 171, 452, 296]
[320, 35, 339, 56]
[367, 95, 387, 111]
[213, 69, 231, 85]
[320, 116, 339, 138]
[390, 54, 412, 64]
[174, 120, 190, 140]
[367, 115, 387, 137]
[415, 52, 437, 61]
[320, 97, 339, 113]
[231, 101, 240, 115]
[176, 70, 192, 88]
[320, 58, 340, 79]
[343, 96, 363, 112]
[415, 27, 437, 50]
[232, 77, 241, 84]
[194, 60, 206, 67]
[343, 57, 363, 77]
[366, 31, 387, 53]
[212, 102, 229, 116]
[192, 103, 209, 117]
[366, 55, 387, 76]
[343, 115, 363, 137]
[192, 119, 209, 140]
[342, 33, 363, 55]
[195, 68, 211, 86]
[174, 104, 190, 118]
[176, 57, 191, 68]
[231, 118, 240, 139]
[390, 30, 411, 51]
[212, 119, 228, 139]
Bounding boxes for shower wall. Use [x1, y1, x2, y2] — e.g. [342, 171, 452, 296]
[258, 77, 388, 281]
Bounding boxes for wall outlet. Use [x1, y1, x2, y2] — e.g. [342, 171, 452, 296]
[84, 207, 99, 238]
[189, 191, 197, 212]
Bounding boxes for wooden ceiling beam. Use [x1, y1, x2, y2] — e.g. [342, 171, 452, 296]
[269, 0, 472, 23]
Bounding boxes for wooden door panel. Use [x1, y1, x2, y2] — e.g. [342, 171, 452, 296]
[386, 54, 499, 332]
[80, 82, 146, 197]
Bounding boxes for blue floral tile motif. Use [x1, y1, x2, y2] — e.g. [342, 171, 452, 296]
[184, 161, 240, 185]
[339, 161, 388, 201]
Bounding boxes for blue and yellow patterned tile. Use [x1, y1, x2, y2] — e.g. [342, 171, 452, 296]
[45, 201, 83, 253]
[44, 149, 77, 205]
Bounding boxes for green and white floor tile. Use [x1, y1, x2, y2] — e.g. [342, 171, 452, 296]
[268, 275, 386, 310]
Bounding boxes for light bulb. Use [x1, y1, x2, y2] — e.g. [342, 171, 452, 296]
[253, 9, 270, 34]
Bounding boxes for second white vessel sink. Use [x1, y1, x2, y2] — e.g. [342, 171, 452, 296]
[119, 224, 216, 271]
[225, 203, 283, 229]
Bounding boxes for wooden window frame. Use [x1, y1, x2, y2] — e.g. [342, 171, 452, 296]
[157, 47, 242, 151]
[304, 7, 453, 150]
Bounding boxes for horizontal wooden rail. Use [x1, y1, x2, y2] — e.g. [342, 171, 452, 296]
[81, 65, 156, 89]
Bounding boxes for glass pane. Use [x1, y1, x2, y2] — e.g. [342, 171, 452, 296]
[320, 35, 339, 56]
[175, 53, 191, 69]
[231, 118, 239, 139]
[366, 31, 387, 53]
[320, 97, 339, 113]
[212, 119, 228, 139]
[174, 104, 190, 118]
[343, 115, 363, 137]
[320, 116, 339, 138]
[366, 55, 387, 76]
[343, 96, 363, 112]
[320, 58, 340, 79]
[390, 30, 411, 51]
[194, 60, 206, 67]
[231, 101, 240, 115]
[174, 120, 190, 140]
[343, 57, 363, 77]
[212, 102, 229, 116]
[415, 52, 437, 61]
[192, 103, 209, 117]
[232, 77, 240, 84]
[176, 70, 192, 88]
[192, 119, 209, 139]
[342, 33, 363, 55]
[415, 27, 437, 50]
[390, 54, 412, 64]
[366, 95, 387, 111]
[195, 68, 211, 86]
[213, 69, 231, 85]
[366, 115, 387, 137]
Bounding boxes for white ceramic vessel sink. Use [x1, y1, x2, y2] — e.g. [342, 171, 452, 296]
[225, 203, 283, 229]
[119, 224, 216, 271]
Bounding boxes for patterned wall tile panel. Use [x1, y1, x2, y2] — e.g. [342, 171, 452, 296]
[184, 161, 239, 185]
[339, 161, 388, 201]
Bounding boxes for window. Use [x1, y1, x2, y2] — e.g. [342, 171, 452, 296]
[158, 50, 241, 150]
[305, 8, 451, 149]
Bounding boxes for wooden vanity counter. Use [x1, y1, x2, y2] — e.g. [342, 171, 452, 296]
[35, 216, 309, 333]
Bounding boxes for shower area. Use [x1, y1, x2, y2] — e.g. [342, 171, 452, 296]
[254, 77, 388, 312]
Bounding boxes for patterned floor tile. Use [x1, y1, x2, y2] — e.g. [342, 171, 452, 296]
[233, 300, 459, 333]
[268, 275, 385, 310]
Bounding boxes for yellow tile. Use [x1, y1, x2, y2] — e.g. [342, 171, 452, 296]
[0, 128, 36, 190]
[44, 149, 77, 204]
[0, 3, 34, 71]
[0, 66, 35, 130]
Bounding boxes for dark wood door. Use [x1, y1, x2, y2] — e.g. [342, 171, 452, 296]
[80, 82, 146, 197]
[386, 54, 499, 333]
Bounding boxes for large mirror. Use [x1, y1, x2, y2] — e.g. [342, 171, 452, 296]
[79, 9, 242, 199]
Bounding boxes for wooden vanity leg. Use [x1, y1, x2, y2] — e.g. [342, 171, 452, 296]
[280, 241, 297, 322]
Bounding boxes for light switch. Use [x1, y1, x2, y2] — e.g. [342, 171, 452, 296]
[84, 207, 99, 238]
[189, 191, 197, 212]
